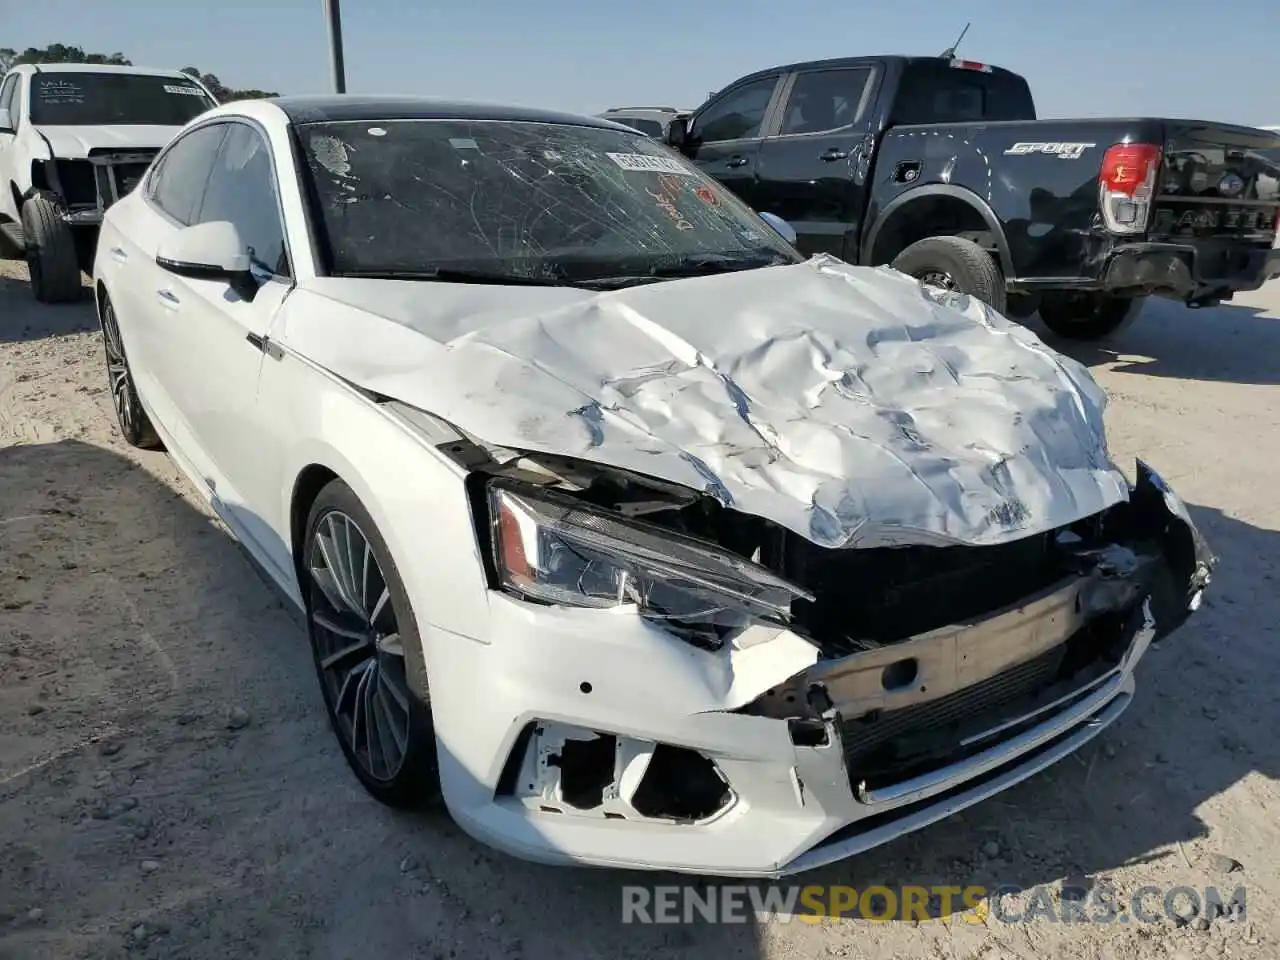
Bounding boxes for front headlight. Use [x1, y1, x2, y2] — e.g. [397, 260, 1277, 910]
[488, 482, 813, 650]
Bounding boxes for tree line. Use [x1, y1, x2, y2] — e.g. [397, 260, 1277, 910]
[0, 44, 279, 102]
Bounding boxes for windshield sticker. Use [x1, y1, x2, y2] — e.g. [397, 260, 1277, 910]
[36, 79, 84, 104]
[694, 185, 720, 206]
[607, 152, 693, 175]
[449, 137, 479, 150]
[163, 84, 206, 96]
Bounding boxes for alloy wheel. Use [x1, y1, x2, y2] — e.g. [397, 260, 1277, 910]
[307, 510, 415, 782]
[101, 302, 137, 435]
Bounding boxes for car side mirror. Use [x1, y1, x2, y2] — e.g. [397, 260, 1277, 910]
[758, 212, 797, 246]
[664, 116, 689, 150]
[156, 221, 257, 299]
[0, 108, 15, 134]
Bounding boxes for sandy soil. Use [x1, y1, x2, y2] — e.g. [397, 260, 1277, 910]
[1, 259, 1277, 960]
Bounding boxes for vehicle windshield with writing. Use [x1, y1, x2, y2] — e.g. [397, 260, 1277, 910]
[0, 63, 217, 302]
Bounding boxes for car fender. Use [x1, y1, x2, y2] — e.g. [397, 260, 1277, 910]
[273, 364, 495, 647]
[2, 125, 50, 219]
[861, 183, 1015, 279]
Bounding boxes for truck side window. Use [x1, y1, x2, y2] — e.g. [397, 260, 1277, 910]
[892, 62, 1036, 125]
[778, 68, 873, 136]
[691, 77, 777, 143]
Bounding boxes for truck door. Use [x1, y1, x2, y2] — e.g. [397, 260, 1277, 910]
[753, 65, 877, 260]
[682, 74, 784, 208]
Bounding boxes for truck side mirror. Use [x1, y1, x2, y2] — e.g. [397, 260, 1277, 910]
[665, 116, 689, 150]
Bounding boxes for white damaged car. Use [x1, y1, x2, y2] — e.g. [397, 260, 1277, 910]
[91, 96, 1215, 877]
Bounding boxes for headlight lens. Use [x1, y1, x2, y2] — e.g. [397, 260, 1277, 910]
[488, 482, 813, 649]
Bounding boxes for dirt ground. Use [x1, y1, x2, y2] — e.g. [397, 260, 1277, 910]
[0, 258, 1277, 960]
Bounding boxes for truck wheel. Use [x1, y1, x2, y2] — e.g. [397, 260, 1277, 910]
[1038, 294, 1145, 341]
[891, 236, 1007, 315]
[21, 195, 84, 304]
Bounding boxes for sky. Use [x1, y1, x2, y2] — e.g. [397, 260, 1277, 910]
[3, 0, 1278, 126]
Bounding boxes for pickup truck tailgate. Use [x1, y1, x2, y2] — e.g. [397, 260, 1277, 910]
[1152, 121, 1280, 243]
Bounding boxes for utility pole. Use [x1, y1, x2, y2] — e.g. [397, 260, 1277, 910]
[324, 0, 346, 93]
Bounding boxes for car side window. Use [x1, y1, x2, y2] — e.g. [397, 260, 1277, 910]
[195, 123, 289, 278]
[691, 77, 778, 143]
[149, 124, 228, 225]
[778, 68, 873, 137]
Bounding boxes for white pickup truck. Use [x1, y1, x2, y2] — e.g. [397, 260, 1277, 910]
[0, 63, 217, 302]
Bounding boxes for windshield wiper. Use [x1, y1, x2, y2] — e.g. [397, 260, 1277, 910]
[578, 252, 791, 289]
[645, 252, 790, 278]
[339, 268, 577, 287]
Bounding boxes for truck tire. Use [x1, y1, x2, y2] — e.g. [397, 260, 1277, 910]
[1038, 294, 1145, 341]
[21, 195, 84, 304]
[891, 236, 1007, 315]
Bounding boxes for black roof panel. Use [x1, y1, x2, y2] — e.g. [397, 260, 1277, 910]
[272, 95, 619, 130]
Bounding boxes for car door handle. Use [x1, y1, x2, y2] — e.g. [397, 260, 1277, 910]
[820, 148, 850, 162]
[725, 155, 750, 169]
[155, 288, 180, 309]
[109, 246, 128, 263]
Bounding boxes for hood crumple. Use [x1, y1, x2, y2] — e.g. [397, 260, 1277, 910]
[278, 254, 1130, 548]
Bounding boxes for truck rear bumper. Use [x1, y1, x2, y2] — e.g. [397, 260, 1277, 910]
[1101, 241, 1280, 304]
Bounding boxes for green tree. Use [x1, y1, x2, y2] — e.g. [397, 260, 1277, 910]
[2, 44, 131, 68]
[180, 66, 278, 103]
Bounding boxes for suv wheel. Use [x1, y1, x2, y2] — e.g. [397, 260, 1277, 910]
[21, 195, 83, 303]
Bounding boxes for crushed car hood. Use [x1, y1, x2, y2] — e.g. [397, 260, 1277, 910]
[32, 124, 179, 158]
[280, 255, 1130, 548]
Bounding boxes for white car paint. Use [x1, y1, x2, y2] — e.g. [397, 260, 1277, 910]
[0, 63, 216, 228]
[91, 97, 1210, 877]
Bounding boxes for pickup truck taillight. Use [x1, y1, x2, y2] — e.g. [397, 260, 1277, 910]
[1099, 143, 1161, 235]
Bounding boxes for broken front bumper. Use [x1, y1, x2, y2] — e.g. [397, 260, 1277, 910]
[427, 461, 1213, 877]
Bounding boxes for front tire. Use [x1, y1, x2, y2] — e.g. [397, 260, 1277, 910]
[99, 296, 163, 450]
[1038, 294, 1145, 340]
[303, 479, 442, 808]
[891, 235, 1007, 315]
[21, 196, 83, 304]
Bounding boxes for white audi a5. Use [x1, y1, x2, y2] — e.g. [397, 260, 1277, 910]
[92, 95, 1214, 877]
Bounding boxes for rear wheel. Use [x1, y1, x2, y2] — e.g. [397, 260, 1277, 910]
[1038, 293, 1145, 340]
[21, 196, 83, 303]
[891, 235, 1007, 315]
[99, 296, 163, 450]
[303, 479, 442, 808]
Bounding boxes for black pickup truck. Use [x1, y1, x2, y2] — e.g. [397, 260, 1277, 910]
[664, 55, 1280, 339]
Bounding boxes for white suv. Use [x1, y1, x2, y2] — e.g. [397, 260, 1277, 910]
[0, 63, 217, 301]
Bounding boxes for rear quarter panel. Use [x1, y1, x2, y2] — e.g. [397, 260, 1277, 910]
[869, 119, 1164, 279]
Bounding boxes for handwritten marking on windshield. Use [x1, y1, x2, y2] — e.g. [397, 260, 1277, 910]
[647, 173, 695, 231]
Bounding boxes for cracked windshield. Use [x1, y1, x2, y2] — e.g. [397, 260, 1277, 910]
[299, 119, 800, 287]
